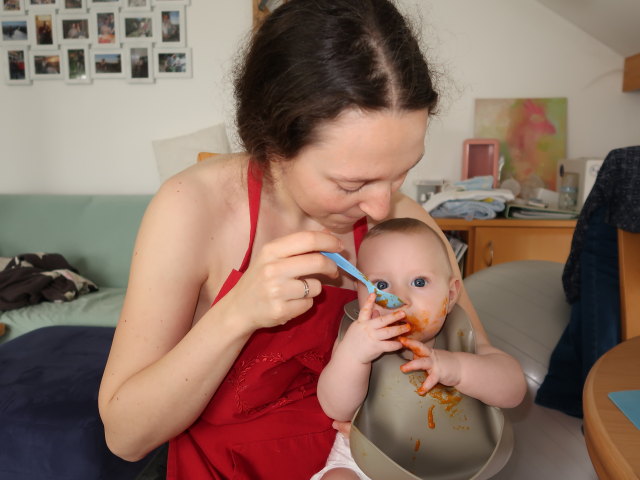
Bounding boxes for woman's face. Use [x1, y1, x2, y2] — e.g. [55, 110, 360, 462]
[275, 108, 429, 233]
[356, 230, 458, 342]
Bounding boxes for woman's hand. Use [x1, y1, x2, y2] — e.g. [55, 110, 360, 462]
[341, 293, 409, 364]
[398, 338, 462, 395]
[217, 230, 343, 332]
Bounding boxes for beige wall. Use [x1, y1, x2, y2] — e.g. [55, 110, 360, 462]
[1, 0, 638, 195]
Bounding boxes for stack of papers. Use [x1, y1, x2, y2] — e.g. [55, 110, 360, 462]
[504, 202, 579, 220]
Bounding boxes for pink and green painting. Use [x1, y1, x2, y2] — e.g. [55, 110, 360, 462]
[474, 97, 567, 191]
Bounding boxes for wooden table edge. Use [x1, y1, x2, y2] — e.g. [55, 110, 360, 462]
[583, 340, 640, 479]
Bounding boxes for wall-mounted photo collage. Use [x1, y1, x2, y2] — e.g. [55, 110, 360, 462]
[1, 0, 191, 85]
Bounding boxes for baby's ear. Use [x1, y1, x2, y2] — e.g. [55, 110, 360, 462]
[447, 277, 461, 312]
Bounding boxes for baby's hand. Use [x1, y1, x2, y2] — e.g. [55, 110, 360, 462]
[341, 293, 409, 364]
[398, 337, 462, 395]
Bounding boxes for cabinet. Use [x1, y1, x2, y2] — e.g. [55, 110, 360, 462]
[435, 218, 577, 277]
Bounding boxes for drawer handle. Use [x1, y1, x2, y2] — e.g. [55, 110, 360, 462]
[485, 240, 494, 267]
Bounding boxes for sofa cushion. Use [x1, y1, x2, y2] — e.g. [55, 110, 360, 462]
[0, 288, 124, 344]
[152, 124, 231, 182]
[0, 195, 151, 289]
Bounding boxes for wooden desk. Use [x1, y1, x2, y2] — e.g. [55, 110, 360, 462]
[583, 336, 640, 479]
[435, 218, 576, 277]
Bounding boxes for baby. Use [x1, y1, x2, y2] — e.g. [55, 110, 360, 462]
[313, 217, 484, 479]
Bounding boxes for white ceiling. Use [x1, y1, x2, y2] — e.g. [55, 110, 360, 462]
[534, 0, 640, 57]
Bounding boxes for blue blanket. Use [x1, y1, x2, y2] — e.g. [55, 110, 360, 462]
[0, 326, 154, 480]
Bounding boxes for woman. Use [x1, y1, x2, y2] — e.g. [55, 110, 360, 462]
[98, 1, 525, 478]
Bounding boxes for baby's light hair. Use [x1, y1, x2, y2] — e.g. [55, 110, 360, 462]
[362, 217, 452, 275]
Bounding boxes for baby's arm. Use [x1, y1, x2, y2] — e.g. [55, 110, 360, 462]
[399, 338, 523, 408]
[317, 294, 408, 421]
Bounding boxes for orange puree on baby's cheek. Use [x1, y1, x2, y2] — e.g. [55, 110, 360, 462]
[440, 297, 448, 317]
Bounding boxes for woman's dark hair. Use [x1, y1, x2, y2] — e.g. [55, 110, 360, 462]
[234, 0, 438, 172]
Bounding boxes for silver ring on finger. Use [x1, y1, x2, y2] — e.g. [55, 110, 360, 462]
[300, 278, 310, 298]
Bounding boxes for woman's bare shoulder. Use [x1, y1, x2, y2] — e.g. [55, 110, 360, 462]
[388, 191, 433, 224]
[152, 153, 249, 224]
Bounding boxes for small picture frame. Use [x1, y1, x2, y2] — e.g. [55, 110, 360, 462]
[156, 5, 184, 46]
[92, 8, 119, 47]
[2, 0, 26, 15]
[154, 46, 190, 78]
[122, 0, 150, 11]
[126, 43, 152, 82]
[2, 46, 31, 84]
[152, 0, 189, 5]
[1, 16, 30, 45]
[58, 13, 90, 43]
[91, 48, 124, 78]
[26, 0, 58, 10]
[30, 11, 58, 49]
[121, 12, 154, 41]
[31, 48, 63, 79]
[89, 0, 121, 6]
[59, 0, 87, 13]
[63, 45, 89, 83]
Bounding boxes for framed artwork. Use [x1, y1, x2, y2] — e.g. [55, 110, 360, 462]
[474, 97, 568, 192]
[58, 13, 90, 43]
[122, 0, 150, 11]
[155, 5, 183, 46]
[121, 11, 153, 41]
[59, 0, 87, 12]
[30, 11, 58, 48]
[2, 46, 30, 83]
[1, 16, 30, 44]
[63, 45, 89, 82]
[126, 43, 151, 82]
[154, 46, 189, 77]
[92, 7, 119, 46]
[91, 48, 124, 77]
[30, 48, 62, 78]
[27, 0, 58, 10]
[2, 0, 25, 15]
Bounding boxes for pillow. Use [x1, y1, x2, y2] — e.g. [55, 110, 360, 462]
[0, 288, 125, 345]
[152, 124, 231, 182]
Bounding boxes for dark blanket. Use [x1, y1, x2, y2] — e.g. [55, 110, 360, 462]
[0, 253, 97, 311]
[0, 326, 155, 480]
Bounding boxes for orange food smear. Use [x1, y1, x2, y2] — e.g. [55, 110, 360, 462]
[414, 439, 421, 451]
[439, 298, 448, 318]
[427, 384, 462, 414]
[427, 404, 436, 429]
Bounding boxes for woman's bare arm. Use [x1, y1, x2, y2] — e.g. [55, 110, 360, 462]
[98, 175, 255, 461]
[99, 169, 345, 461]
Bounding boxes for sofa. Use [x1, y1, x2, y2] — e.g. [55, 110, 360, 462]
[0, 194, 153, 343]
[0, 194, 159, 480]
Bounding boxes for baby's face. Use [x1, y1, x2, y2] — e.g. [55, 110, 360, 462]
[356, 230, 457, 342]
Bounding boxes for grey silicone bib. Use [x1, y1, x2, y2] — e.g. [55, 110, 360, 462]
[341, 302, 513, 480]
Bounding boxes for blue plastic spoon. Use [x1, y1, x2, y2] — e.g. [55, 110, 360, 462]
[321, 251, 404, 308]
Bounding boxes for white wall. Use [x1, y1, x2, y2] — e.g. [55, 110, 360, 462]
[1, 0, 638, 195]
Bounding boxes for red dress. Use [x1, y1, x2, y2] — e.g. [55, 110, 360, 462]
[167, 165, 368, 480]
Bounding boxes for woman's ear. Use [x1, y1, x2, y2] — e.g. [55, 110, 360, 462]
[447, 277, 461, 312]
